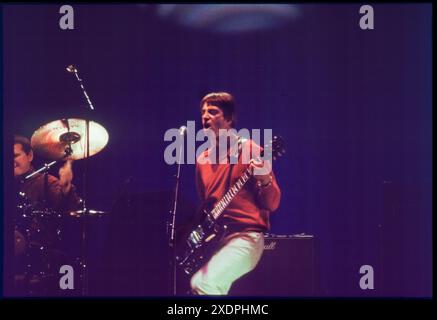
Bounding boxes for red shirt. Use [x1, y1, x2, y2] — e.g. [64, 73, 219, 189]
[196, 139, 281, 232]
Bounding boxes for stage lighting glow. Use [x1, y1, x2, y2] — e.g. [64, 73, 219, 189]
[156, 4, 300, 33]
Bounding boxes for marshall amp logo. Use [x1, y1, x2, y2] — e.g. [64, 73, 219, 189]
[263, 234, 313, 251]
[264, 241, 277, 250]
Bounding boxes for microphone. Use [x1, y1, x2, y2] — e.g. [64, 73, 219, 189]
[66, 65, 77, 73]
[179, 125, 187, 136]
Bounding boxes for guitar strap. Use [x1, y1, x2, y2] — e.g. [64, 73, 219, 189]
[226, 136, 243, 190]
[221, 136, 246, 236]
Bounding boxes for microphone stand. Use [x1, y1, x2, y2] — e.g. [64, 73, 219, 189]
[67, 65, 94, 296]
[168, 127, 186, 296]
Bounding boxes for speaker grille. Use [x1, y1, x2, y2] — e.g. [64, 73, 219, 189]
[230, 234, 318, 296]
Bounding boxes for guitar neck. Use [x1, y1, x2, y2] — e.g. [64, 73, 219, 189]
[210, 166, 253, 220]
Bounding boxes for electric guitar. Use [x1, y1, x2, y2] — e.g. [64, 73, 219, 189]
[176, 135, 285, 275]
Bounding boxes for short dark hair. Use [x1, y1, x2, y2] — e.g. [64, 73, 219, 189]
[200, 92, 236, 127]
[14, 135, 32, 155]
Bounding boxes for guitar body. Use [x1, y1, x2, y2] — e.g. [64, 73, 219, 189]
[176, 201, 228, 275]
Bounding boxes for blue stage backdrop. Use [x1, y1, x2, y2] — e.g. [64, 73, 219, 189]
[3, 4, 432, 297]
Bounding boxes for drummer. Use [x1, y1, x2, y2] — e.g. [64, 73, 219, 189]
[14, 134, 81, 213]
[14, 134, 82, 295]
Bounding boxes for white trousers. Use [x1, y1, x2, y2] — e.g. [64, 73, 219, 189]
[190, 231, 264, 295]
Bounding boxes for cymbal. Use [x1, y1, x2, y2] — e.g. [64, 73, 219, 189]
[31, 118, 109, 160]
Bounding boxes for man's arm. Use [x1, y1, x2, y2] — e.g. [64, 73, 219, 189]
[248, 141, 281, 212]
[254, 171, 281, 212]
[45, 160, 81, 211]
[59, 160, 73, 195]
[46, 175, 81, 211]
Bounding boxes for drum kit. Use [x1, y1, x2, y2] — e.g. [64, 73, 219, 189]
[14, 66, 109, 296]
[14, 117, 109, 296]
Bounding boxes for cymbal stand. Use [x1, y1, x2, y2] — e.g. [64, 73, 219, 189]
[24, 146, 73, 181]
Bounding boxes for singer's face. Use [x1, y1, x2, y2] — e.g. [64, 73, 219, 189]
[14, 143, 33, 177]
[201, 103, 232, 137]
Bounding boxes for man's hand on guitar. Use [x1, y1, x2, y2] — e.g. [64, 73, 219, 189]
[249, 158, 273, 187]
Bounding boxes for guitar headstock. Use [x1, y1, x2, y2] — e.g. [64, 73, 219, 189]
[264, 135, 286, 161]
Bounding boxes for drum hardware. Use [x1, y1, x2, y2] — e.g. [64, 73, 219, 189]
[14, 191, 66, 296]
[19, 64, 109, 295]
[28, 119, 108, 295]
